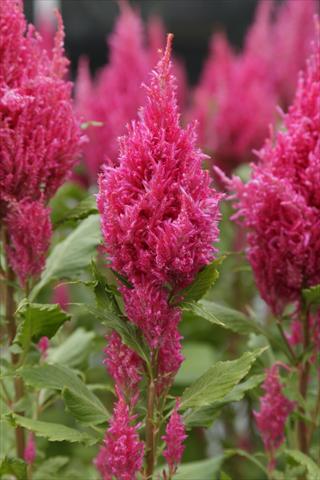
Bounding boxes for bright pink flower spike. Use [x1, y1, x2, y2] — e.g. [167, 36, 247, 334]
[162, 400, 187, 472]
[95, 393, 144, 480]
[254, 365, 295, 470]
[37, 336, 49, 358]
[24, 433, 36, 465]
[229, 20, 320, 314]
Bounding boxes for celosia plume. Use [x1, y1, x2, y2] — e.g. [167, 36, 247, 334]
[0, 0, 83, 284]
[254, 365, 295, 470]
[37, 336, 50, 359]
[227, 19, 320, 314]
[190, 0, 317, 172]
[94, 392, 144, 480]
[75, 2, 149, 180]
[97, 34, 221, 478]
[23, 433, 36, 465]
[162, 400, 187, 473]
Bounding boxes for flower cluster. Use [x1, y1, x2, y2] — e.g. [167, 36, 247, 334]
[97, 34, 221, 477]
[0, 0, 83, 284]
[75, 3, 187, 182]
[254, 365, 295, 469]
[95, 392, 144, 480]
[190, 0, 317, 172]
[162, 400, 187, 474]
[228, 20, 320, 314]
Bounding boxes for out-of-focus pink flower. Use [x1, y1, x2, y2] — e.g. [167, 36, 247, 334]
[37, 336, 49, 359]
[95, 393, 144, 480]
[190, 0, 317, 173]
[53, 284, 70, 311]
[254, 365, 295, 470]
[287, 319, 303, 347]
[227, 21, 320, 314]
[5, 200, 52, 286]
[104, 332, 143, 397]
[75, 2, 149, 180]
[24, 433, 36, 465]
[273, 0, 318, 106]
[162, 400, 187, 473]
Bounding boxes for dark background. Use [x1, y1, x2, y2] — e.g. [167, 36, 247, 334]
[24, 0, 281, 84]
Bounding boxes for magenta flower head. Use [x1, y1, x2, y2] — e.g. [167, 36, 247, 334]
[0, 0, 84, 284]
[227, 20, 320, 314]
[162, 400, 187, 473]
[75, 1, 149, 180]
[37, 336, 50, 359]
[98, 33, 222, 385]
[24, 433, 36, 465]
[254, 364, 295, 470]
[94, 392, 144, 480]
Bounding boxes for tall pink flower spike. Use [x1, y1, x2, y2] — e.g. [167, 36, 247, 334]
[0, 0, 84, 284]
[225, 17, 320, 315]
[96, 33, 222, 478]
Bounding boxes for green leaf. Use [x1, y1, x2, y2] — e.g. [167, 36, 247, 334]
[0, 456, 26, 480]
[285, 450, 320, 480]
[87, 306, 150, 367]
[19, 363, 109, 424]
[49, 182, 87, 226]
[31, 215, 101, 300]
[175, 260, 221, 305]
[62, 388, 108, 426]
[81, 120, 103, 130]
[183, 374, 264, 429]
[33, 457, 69, 480]
[180, 348, 266, 410]
[14, 303, 70, 351]
[47, 328, 95, 368]
[55, 195, 98, 226]
[9, 414, 94, 444]
[302, 284, 320, 307]
[183, 300, 263, 335]
[91, 262, 120, 311]
[175, 342, 216, 385]
[162, 456, 224, 480]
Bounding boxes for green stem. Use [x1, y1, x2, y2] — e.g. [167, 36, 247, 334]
[3, 230, 25, 458]
[297, 306, 310, 455]
[145, 372, 156, 479]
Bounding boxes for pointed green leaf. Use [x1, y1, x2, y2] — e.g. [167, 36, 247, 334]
[161, 456, 224, 480]
[62, 388, 108, 426]
[14, 303, 71, 350]
[175, 260, 221, 305]
[180, 348, 266, 410]
[19, 363, 109, 424]
[33, 457, 69, 480]
[31, 215, 101, 299]
[55, 195, 98, 226]
[47, 328, 95, 368]
[9, 414, 95, 444]
[285, 450, 320, 480]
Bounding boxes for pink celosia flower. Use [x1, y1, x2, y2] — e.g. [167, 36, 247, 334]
[162, 400, 187, 473]
[5, 200, 52, 286]
[104, 331, 143, 396]
[75, 2, 149, 180]
[53, 284, 70, 311]
[254, 364, 295, 470]
[24, 433, 36, 465]
[37, 336, 49, 358]
[95, 392, 144, 480]
[272, 0, 318, 106]
[98, 34, 221, 385]
[228, 20, 320, 314]
[0, 0, 83, 283]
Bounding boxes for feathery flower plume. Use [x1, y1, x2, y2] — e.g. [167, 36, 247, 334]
[37, 336, 50, 359]
[94, 392, 144, 480]
[227, 19, 320, 314]
[75, 2, 149, 180]
[254, 364, 295, 470]
[97, 34, 221, 477]
[0, 0, 83, 283]
[162, 400, 187, 474]
[24, 433, 36, 465]
[5, 201, 52, 286]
